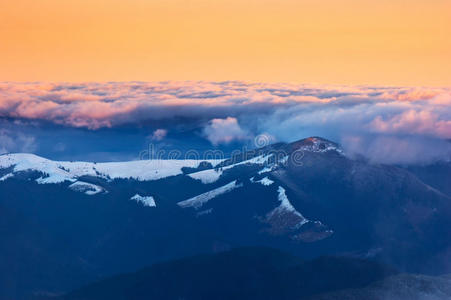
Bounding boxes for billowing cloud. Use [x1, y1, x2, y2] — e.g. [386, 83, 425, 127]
[203, 117, 249, 145]
[0, 81, 450, 164]
[369, 110, 451, 139]
[149, 129, 168, 141]
[341, 135, 451, 165]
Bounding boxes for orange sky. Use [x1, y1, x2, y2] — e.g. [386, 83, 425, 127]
[0, 0, 450, 86]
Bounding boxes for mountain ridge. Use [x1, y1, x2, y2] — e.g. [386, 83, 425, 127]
[1, 136, 451, 299]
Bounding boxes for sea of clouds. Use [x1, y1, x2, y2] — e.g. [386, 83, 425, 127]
[0, 81, 450, 164]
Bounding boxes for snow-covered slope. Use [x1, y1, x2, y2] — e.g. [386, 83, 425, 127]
[177, 180, 242, 209]
[188, 154, 277, 184]
[0, 137, 341, 187]
[0, 153, 224, 184]
[267, 186, 309, 227]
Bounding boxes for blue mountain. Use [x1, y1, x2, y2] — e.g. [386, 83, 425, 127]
[1, 137, 450, 299]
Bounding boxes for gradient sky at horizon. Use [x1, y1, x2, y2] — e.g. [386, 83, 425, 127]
[1, 0, 450, 86]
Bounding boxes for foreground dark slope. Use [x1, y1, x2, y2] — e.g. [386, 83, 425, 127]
[57, 247, 398, 300]
[311, 273, 451, 300]
[1, 137, 450, 299]
[406, 162, 451, 196]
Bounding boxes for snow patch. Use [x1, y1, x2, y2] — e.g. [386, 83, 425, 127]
[258, 167, 274, 175]
[196, 208, 213, 217]
[251, 176, 274, 186]
[0, 173, 13, 181]
[69, 181, 104, 195]
[188, 154, 273, 184]
[258, 177, 274, 186]
[268, 186, 309, 227]
[188, 168, 223, 184]
[178, 180, 242, 209]
[131, 194, 156, 207]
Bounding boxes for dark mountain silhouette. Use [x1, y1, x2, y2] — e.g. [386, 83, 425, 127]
[310, 273, 451, 300]
[55, 247, 398, 300]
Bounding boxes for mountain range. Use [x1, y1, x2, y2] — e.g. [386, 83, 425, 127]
[0, 137, 450, 299]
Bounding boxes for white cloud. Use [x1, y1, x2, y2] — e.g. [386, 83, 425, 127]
[203, 117, 249, 145]
[150, 129, 168, 141]
[341, 135, 451, 165]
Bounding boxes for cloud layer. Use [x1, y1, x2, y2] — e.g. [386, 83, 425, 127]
[0, 81, 450, 164]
